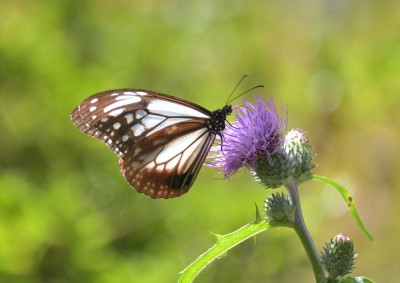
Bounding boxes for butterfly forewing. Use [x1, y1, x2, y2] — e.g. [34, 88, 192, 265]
[71, 89, 229, 198]
[71, 90, 148, 156]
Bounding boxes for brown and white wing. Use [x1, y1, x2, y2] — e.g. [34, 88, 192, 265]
[71, 89, 215, 198]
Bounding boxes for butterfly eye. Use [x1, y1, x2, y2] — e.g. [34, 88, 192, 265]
[71, 89, 232, 198]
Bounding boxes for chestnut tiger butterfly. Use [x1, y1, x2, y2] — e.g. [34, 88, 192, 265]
[71, 81, 260, 199]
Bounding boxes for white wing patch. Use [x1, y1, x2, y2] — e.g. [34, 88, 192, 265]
[141, 114, 166, 129]
[136, 91, 148, 96]
[165, 155, 181, 170]
[179, 135, 206, 173]
[136, 109, 147, 119]
[109, 108, 124, 117]
[147, 100, 208, 118]
[122, 91, 137, 95]
[113, 122, 121, 129]
[155, 129, 207, 164]
[146, 117, 192, 136]
[131, 124, 146, 136]
[104, 95, 141, 112]
[124, 113, 134, 124]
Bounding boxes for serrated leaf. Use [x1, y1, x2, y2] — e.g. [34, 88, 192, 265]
[178, 220, 271, 283]
[254, 202, 262, 223]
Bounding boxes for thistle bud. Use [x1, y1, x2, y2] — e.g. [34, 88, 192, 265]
[264, 193, 295, 227]
[283, 129, 315, 184]
[321, 234, 357, 279]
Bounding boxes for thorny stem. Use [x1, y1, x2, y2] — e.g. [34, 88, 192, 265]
[285, 177, 327, 283]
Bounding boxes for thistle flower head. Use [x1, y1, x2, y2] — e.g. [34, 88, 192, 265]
[207, 97, 315, 188]
[207, 96, 287, 178]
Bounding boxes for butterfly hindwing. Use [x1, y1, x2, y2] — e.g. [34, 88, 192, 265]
[71, 89, 227, 198]
[120, 123, 216, 198]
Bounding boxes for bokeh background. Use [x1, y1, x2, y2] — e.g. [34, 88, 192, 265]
[1, 1, 399, 282]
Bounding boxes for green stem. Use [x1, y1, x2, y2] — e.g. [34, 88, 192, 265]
[285, 178, 327, 283]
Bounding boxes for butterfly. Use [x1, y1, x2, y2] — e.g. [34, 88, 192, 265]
[71, 89, 232, 199]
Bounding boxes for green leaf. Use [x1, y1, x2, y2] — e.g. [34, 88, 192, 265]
[338, 276, 376, 283]
[354, 276, 376, 283]
[313, 175, 373, 241]
[178, 219, 271, 283]
[338, 276, 358, 283]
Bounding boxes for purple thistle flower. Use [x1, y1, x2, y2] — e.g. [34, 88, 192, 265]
[208, 96, 287, 179]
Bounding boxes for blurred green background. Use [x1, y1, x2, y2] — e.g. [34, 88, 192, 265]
[1, 1, 399, 282]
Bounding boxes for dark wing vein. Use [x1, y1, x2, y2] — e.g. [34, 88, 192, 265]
[71, 89, 218, 198]
[120, 121, 216, 198]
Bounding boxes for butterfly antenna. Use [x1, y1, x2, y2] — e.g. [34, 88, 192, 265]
[225, 75, 248, 105]
[226, 84, 264, 105]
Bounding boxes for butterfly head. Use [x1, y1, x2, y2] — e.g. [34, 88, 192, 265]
[222, 105, 233, 116]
